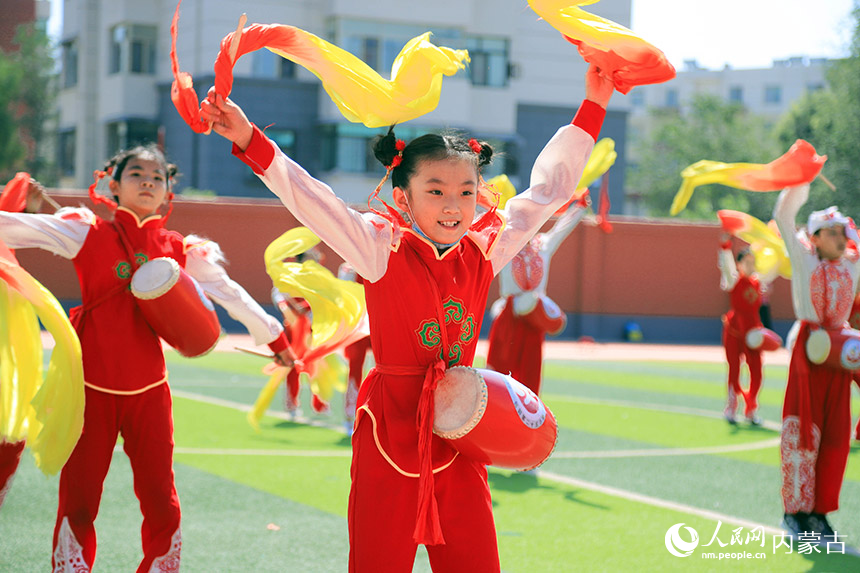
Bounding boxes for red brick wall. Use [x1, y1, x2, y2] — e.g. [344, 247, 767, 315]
[15, 193, 792, 321]
[0, 0, 36, 52]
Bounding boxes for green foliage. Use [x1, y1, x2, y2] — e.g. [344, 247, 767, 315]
[0, 24, 57, 184]
[629, 94, 780, 221]
[775, 2, 860, 218]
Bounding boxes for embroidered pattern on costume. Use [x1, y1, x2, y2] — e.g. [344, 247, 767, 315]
[115, 253, 149, 279]
[414, 296, 477, 366]
[149, 527, 182, 572]
[810, 262, 853, 328]
[52, 517, 88, 573]
[780, 415, 821, 514]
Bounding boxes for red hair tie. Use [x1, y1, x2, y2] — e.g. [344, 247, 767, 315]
[88, 169, 118, 211]
[390, 139, 406, 168]
[468, 138, 482, 154]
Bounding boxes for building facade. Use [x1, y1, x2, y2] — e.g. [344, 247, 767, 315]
[625, 56, 831, 214]
[56, 0, 631, 209]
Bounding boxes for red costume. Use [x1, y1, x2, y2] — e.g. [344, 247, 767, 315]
[774, 187, 860, 519]
[0, 206, 287, 572]
[717, 244, 764, 421]
[233, 98, 604, 571]
[486, 205, 584, 394]
[339, 263, 372, 426]
[0, 439, 25, 510]
[848, 292, 860, 441]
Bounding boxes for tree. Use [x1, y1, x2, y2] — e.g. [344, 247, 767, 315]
[0, 24, 57, 184]
[775, 2, 860, 218]
[628, 94, 780, 221]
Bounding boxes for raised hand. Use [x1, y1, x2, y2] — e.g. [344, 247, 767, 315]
[199, 87, 254, 151]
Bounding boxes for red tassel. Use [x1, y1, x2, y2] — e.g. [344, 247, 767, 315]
[413, 359, 446, 546]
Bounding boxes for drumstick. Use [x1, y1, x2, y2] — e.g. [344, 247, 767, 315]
[205, 13, 247, 135]
[42, 194, 62, 212]
[818, 173, 836, 192]
[235, 346, 276, 360]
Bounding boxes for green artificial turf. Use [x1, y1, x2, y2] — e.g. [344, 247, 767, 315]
[2, 352, 859, 572]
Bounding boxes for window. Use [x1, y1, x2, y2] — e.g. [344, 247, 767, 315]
[665, 89, 679, 107]
[251, 50, 296, 79]
[109, 24, 157, 75]
[61, 38, 78, 88]
[807, 83, 824, 92]
[764, 85, 782, 104]
[345, 36, 382, 71]
[267, 129, 296, 157]
[466, 36, 510, 87]
[106, 120, 160, 156]
[728, 86, 743, 103]
[630, 90, 645, 107]
[58, 130, 76, 176]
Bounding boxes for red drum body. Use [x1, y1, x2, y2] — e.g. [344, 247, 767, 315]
[745, 327, 782, 352]
[130, 257, 221, 357]
[433, 367, 557, 470]
[805, 328, 860, 370]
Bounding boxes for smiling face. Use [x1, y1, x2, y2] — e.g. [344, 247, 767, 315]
[393, 157, 478, 246]
[108, 155, 169, 220]
[812, 224, 847, 261]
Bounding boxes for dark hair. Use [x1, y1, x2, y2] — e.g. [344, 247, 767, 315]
[736, 247, 753, 263]
[105, 144, 178, 189]
[371, 127, 493, 190]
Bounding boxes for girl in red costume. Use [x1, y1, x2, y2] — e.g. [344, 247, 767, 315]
[202, 64, 613, 571]
[486, 201, 586, 395]
[0, 145, 292, 572]
[774, 185, 860, 540]
[717, 237, 765, 425]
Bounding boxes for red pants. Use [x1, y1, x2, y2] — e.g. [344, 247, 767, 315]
[722, 329, 762, 417]
[285, 367, 331, 414]
[347, 419, 500, 572]
[487, 301, 544, 394]
[344, 337, 372, 419]
[0, 439, 26, 510]
[52, 384, 181, 572]
[780, 362, 852, 515]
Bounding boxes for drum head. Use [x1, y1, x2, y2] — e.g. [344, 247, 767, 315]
[131, 257, 181, 300]
[433, 366, 487, 438]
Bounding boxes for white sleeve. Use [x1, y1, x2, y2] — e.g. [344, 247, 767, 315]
[258, 150, 395, 283]
[540, 204, 586, 258]
[490, 125, 594, 274]
[183, 239, 284, 346]
[774, 185, 818, 320]
[718, 249, 738, 291]
[0, 208, 92, 258]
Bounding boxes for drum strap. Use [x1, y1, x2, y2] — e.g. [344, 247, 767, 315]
[68, 221, 138, 331]
[401, 239, 453, 546]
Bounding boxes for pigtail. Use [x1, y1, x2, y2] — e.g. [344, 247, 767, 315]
[372, 126, 400, 168]
[367, 125, 408, 226]
[468, 138, 494, 170]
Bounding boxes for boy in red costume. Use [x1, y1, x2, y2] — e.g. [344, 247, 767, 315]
[202, 64, 613, 571]
[0, 146, 291, 572]
[717, 238, 765, 425]
[774, 185, 860, 540]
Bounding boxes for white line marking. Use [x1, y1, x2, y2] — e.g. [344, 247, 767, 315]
[537, 470, 786, 534]
[174, 447, 350, 457]
[171, 389, 349, 433]
[546, 393, 783, 432]
[552, 438, 781, 459]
